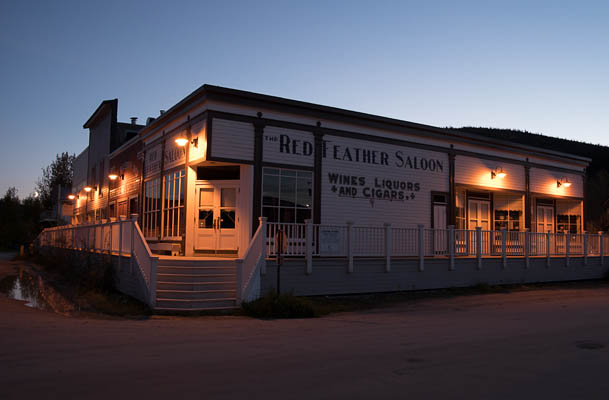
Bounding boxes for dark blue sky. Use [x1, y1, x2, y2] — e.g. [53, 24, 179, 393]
[1, 0, 608, 197]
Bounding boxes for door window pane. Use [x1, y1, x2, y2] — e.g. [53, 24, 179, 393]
[220, 210, 235, 229]
[221, 188, 236, 208]
[199, 188, 213, 206]
[198, 209, 213, 228]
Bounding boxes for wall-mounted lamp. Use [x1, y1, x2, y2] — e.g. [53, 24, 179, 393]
[175, 135, 198, 148]
[175, 136, 189, 147]
[557, 178, 572, 188]
[491, 167, 507, 179]
[108, 170, 124, 181]
[83, 186, 93, 192]
[67, 194, 79, 200]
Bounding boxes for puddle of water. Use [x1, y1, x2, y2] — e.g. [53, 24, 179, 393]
[0, 269, 76, 314]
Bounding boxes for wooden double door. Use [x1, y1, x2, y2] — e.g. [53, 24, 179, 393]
[194, 182, 239, 252]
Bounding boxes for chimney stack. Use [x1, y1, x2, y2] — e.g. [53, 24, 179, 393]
[130, 117, 137, 125]
[160, 110, 166, 116]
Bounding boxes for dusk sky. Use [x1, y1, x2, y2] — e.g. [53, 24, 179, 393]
[1, 0, 608, 197]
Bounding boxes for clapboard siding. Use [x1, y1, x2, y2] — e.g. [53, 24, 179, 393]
[211, 118, 254, 161]
[321, 135, 448, 227]
[263, 126, 314, 167]
[530, 168, 583, 198]
[262, 257, 608, 296]
[455, 155, 525, 191]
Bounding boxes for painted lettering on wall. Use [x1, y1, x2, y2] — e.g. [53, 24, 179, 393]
[265, 133, 443, 172]
[327, 172, 420, 202]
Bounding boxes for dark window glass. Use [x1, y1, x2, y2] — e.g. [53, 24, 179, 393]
[296, 209, 312, 223]
[280, 175, 296, 207]
[263, 207, 278, 223]
[198, 210, 213, 228]
[263, 174, 279, 206]
[220, 210, 236, 229]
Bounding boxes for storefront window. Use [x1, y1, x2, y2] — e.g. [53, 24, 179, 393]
[262, 168, 312, 223]
[162, 170, 185, 238]
[557, 199, 581, 234]
[142, 178, 161, 238]
[494, 194, 523, 231]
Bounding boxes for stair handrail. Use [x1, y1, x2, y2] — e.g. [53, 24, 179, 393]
[237, 217, 267, 303]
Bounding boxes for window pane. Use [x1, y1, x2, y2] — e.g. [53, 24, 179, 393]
[221, 188, 236, 208]
[263, 174, 279, 206]
[296, 176, 312, 208]
[296, 209, 311, 223]
[279, 207, 295, 223]
[199, 188, 213, 206]
[280, 175, 296, 207]
[198, 209, 213, 228]
[220, 210, 236, 229]
[263, 207, 278, 223]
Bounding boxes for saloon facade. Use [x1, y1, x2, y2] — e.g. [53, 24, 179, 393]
[71, 85, 588, 257]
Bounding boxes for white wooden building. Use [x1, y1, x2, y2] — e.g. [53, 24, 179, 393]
[41, 84, 601, 311]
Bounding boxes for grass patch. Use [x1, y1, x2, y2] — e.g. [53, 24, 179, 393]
[242, 291, 317, 319]
[25, 248, 150, 317]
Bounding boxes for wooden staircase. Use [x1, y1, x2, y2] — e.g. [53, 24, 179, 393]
[155, 257, 239, 311]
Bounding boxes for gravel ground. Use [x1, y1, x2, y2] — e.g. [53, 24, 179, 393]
[1, 253, 609, 399]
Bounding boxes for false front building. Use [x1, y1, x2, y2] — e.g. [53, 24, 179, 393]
[72, 85, 588, 257]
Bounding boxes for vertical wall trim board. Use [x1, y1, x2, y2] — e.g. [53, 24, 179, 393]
[252, 116, 265, 233]
[313, 123, 324, 224]
[449, 151, 456, 226]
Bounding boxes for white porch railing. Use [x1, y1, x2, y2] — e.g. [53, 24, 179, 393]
[36, 216, 159, 307]
[266, 221, 607, 263]
[236, 217, 267, 303]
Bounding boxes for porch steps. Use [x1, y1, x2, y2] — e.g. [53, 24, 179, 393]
[154, 258, 239, 311]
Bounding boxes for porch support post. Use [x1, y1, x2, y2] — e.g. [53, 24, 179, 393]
[418, 224, 424, 272]
[448, 225, 455, 271]
[501, 228, 507, 269]
[347, 221, 354, 273]
[476, 226, 482, 270]
[259, 217, 267, 275]
[566, 232, 570, 267]
[385, 223, 392, 273]
[584, 231, 588, 266]
[546, 230, 551, 267]
[305, 219, 313, 275]
[524, 229, 530, 269]
[600, 232, 604, 266]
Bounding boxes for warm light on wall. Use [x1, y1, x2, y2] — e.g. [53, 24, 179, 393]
[491, 167, 506, 179]
[557, 178, 572, 188]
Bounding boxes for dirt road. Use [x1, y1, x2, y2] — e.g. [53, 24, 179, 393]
[1, 255, 608, 399]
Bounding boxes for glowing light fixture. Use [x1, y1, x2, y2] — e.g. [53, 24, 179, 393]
[491, 167, 507, 179]
[67, 194, 78, 200]
[175, 136, 189, 147]
[108, 173, 119, 181]
[557, 178, 572, 188]
[175, 135, 198, 147]
[84, 186, 93, 192]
